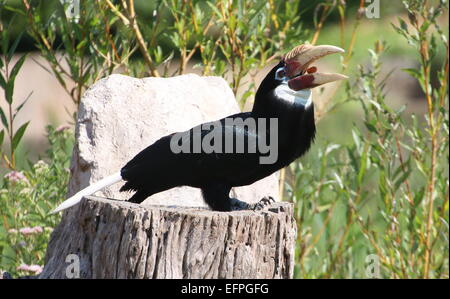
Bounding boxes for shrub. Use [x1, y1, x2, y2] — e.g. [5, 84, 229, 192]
[0, 126, 73, 276]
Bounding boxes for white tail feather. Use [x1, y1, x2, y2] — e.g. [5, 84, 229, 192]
[51, 171, 122, 214]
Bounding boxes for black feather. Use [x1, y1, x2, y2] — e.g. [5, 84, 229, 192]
[120, 62, 316, 211]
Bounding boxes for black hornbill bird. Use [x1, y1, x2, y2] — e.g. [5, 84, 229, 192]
[52, 44, 347, 213]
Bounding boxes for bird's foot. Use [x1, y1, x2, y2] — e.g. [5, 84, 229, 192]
[250, 196, 275, 211]
[229, 196, 275, 211]
[229, 198, 251, 211]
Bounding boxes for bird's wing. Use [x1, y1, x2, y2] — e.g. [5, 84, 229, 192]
[120, 113, 273, 190]
[186, 114, 274, 185]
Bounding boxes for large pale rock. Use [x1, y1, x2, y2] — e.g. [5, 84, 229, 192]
[68, 74, 279, 208]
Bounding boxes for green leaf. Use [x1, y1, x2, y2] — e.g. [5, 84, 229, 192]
[351, 129, 362, 153]
[76, 39, 88, 52]
[0, 71, 5, 89]
[378, 170, 388, 200]
[420, 20, 430, 33]
[1, 29, 9, 57]
[5, 80, 14, 104]
[357, 146, 368, 185]
[7, 32, 24, 62]
[9, 54, 27, 84]
[365, 122, 378, 134]
[399, 18, 409, 34]
[13, 92, 32, 120]
[0, 108, 8, 130]
[12, 121, 29, 152]
[229, 14, 236, 31]
[394, 158, 412, 190]
[317, 203, 333, 213]
[0, 129, 4, 146]
[402, 68, 422, 80]
[413, 187, 425, 206]
[3, 5, 26, 16]
[206, 2, 223, 18]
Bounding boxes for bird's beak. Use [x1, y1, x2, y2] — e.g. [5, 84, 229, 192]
[283, 44, 348, 91]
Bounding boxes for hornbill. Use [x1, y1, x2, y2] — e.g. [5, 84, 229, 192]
[52, 44, 347, 213]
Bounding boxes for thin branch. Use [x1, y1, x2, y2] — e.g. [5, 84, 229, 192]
[115, 0, 160, 77]
[105, 0, 129, 25]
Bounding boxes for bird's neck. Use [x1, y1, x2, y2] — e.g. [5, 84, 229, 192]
[251, 85, 316, 166]
[252, 85, 313, 118]
[274, 85, 312, 108]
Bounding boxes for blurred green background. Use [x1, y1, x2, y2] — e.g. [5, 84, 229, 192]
[0, 0, 445, 166]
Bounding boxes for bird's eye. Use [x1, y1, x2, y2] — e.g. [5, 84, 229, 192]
[275, 68, 286, 80]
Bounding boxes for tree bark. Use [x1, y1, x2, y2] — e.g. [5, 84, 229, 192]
[40, 196, 296, 279]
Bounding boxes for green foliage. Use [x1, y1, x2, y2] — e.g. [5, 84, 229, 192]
[0, 126, 73, 276]
[0, 1, 31, 169]
[289, 1, 449, 278]
[16, 0, 310, 110]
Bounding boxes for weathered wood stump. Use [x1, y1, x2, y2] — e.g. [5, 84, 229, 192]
[40, 196, 296, 279]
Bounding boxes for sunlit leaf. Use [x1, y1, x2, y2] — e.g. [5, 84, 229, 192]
[12, 121, 29, 152]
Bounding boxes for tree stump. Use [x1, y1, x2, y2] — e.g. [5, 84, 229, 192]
[40, 196, 296, 279]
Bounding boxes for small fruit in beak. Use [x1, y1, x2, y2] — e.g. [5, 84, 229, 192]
[283, 44, 348, 91]
[306, 66, 317, 74]
[288, 73, 348, 91]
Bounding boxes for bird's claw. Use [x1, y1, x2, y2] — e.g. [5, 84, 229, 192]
[229, 197, 251, 211]
[252, 196, 275, 211]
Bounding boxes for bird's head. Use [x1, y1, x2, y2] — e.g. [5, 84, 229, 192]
[275, 44, 348, 91]
[253, 44, 348, 113]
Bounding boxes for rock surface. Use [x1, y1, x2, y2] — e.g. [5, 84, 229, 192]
[40, 196, 296, 279]
[68, 74, 279, 208]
